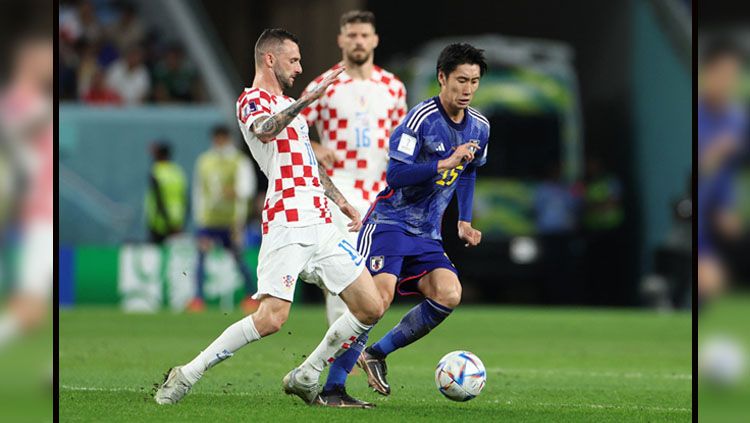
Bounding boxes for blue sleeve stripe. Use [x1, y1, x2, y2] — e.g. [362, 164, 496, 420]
[407, 104, 438, 131]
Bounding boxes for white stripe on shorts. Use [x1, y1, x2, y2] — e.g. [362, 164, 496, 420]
[358, 223, 376, 260]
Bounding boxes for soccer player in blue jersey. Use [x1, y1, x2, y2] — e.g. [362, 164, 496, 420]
[311, 43, 490, 407]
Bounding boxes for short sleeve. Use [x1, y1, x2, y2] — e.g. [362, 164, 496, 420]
[388, 124, 422, 164]
[236, 88, 273, 130]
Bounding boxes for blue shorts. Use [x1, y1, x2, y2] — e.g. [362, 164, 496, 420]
[357, 223, 457, 296]
[196, 227, 233, 249]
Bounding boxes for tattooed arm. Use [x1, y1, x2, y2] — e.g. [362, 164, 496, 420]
[251, 67, 345, 143]
[318, 163, 346, 206]
[318, 163, 362, 232]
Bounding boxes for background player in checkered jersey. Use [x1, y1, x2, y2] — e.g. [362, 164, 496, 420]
[317, 43, 490, 403]
[155, 28, 385, 407]
[299, 11, 407, 347]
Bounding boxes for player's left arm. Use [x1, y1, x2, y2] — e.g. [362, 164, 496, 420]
[317, 163, 362, 232]
[457, 131, 489, 248]
[456, 165, 481, 247]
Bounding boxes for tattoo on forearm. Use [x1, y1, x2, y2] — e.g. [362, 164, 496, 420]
[251, 95, 316, 141]
[318, 163, 345, 205]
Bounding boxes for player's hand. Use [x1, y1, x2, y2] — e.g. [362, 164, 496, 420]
[339, 202, 362, 232]
[306, 67, 345, 101]
[311, 142, 338, 169]
[458, 221, 481, 247]
[438, 141, 481, 172]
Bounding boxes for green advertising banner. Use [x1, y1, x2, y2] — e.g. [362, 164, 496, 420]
[71, 235, 272, 311]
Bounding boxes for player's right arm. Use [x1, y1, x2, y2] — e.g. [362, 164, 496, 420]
[385, 124, 480, 188]
[300, 74, 338, 168]
[251, 68, 345, 143]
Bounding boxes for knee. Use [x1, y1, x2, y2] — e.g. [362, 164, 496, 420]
[254, 311, 287, 336]
[434, 283, 462, 309]
[356, 299, 384, 326]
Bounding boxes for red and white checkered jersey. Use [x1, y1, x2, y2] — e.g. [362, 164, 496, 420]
[301, 63, 407, 209]
[236, 87, 332, 235]
[0, 86, 53, 224]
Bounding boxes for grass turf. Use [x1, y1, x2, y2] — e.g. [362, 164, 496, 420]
[60, 305, 691, 422]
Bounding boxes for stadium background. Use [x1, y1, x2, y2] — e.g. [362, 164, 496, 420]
[59, 0, 691, 311]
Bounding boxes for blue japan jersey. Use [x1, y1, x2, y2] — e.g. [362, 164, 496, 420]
[364, 97, 490, 240]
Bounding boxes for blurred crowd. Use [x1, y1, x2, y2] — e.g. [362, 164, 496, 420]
[59, 0, 205, 105]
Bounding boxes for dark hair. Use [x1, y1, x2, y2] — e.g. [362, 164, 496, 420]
[339, 10, 375, 29]
[254, 28, 299, 65]
[212, 125, 230, 138]
[152, 142, 171, 160]
[701, 35, 744, 66]
[436, 43, 488, 82]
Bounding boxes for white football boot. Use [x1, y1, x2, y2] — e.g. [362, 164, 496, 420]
[282, 368, 319, 404]
[155, 366, 193, 404]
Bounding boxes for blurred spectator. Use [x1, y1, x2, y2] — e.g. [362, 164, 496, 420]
[105, 45, 150, 105]
[533, 162, 579, 235]
[144, 141, 187, 244]
[64, 0, 104, 46]
[190, 126, 256, 313]
[106, 2, 146, 53]
[582, 156, 624, 232]
[81, 68, 122, 105]
[698, 36, 747, 302]
[75, 40, 100, 98]
[153, 44, 201, 103]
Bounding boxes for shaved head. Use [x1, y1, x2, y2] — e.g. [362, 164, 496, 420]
[254, 28, 299, 67]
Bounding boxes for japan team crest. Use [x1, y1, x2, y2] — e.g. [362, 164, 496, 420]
[370, 256, 384, 272]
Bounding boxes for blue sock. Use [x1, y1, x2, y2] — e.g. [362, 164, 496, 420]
[323, 331, 369, 392]
[369, 298, 452, 357]
[196, 251, 206, 299]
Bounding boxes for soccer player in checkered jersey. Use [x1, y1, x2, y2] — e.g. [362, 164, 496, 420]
[319, 43, 490, 401]
[155, 28, 385, 407]
[300, 11, 406, 339]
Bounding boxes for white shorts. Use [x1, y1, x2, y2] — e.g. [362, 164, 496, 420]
[254, 223, 365, 302]
[17, 221, 53, 298]
[329, 198, 372, 247]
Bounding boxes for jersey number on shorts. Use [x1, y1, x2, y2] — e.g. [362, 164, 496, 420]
[338, 239, 363, 265]
[435, 165, 464, 186]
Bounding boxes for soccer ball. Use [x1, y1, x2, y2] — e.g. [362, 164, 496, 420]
[700, 335, 746, 387]
[435, 350, 486, 401]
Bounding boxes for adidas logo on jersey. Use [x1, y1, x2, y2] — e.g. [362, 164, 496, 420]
[436, 143, 445, 152]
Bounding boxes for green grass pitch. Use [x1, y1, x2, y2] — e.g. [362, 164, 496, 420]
[60, 304, 691, 422]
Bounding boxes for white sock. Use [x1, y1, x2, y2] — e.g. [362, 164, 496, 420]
[0, 314, 20, 349]
[325, 292, 349, 327]
[296, 311, 371, 384]
[181, 315, 261, 384]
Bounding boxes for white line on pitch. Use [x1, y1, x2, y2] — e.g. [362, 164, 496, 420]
[61, 385, 691, 413]
[487, 368, 692, 380]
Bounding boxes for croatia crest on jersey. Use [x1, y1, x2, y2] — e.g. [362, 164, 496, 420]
[370, 256, 384, 272]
